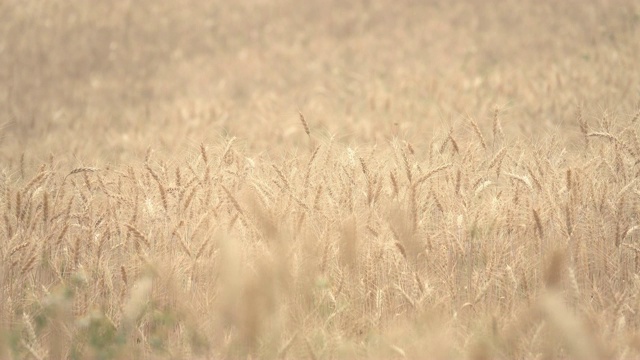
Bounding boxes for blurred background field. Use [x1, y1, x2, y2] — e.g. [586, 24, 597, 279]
[2, 1, 640, 359]
[1, 0, 638, 161]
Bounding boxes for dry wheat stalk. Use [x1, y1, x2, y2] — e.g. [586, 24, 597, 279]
[390, 171, 399, 197]
[22, 171, 48, 194]
[272, 165, 289, 188]
[182, 185, 199, 212]
[15, 191, 21, 221]
[299, 111, 310, 136]
[54, 223, 69, 248]
[440, 131, 452, 154]
[449, 134, 460, 154]
[120, 265, 128, 289]
[72, 234, 82, 268]
[587, 131, 618, 142]
[469, 117, 487, 150]
[4, 214, 14, 239]
[533, 208, 544, 239]
[195, 236, 212, 260]
[21, 251, 37, 275]
[488, 147, 507, 170]
[200, 143, 209, 164]
[401, 149, 412, 183]
[492, 106, 504, 143]
[414, 163, 452, 187]
[507, 173, 533, 191]
[525, 166, 542, 190]
[221, 185, 244, 215]
[220, 137, 236, 168]
[9, 241, 29, 258]
[95, 230, 109, 266]
[64, 168, 98, 185]
[125, 224, 151, 249]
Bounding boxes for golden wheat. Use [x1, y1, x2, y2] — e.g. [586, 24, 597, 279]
[2, 1, 640, 359]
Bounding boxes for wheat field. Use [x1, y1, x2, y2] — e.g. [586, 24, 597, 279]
[2, 1, 640, 359]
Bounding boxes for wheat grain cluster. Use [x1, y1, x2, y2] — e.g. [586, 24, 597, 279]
[1, 0, 640, 359]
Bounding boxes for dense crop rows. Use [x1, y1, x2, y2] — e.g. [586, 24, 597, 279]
[2, 0, 640, 358]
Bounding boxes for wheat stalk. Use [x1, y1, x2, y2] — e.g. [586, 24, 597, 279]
[469, 117, 487, 150]
[299, 111, 310, 136]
